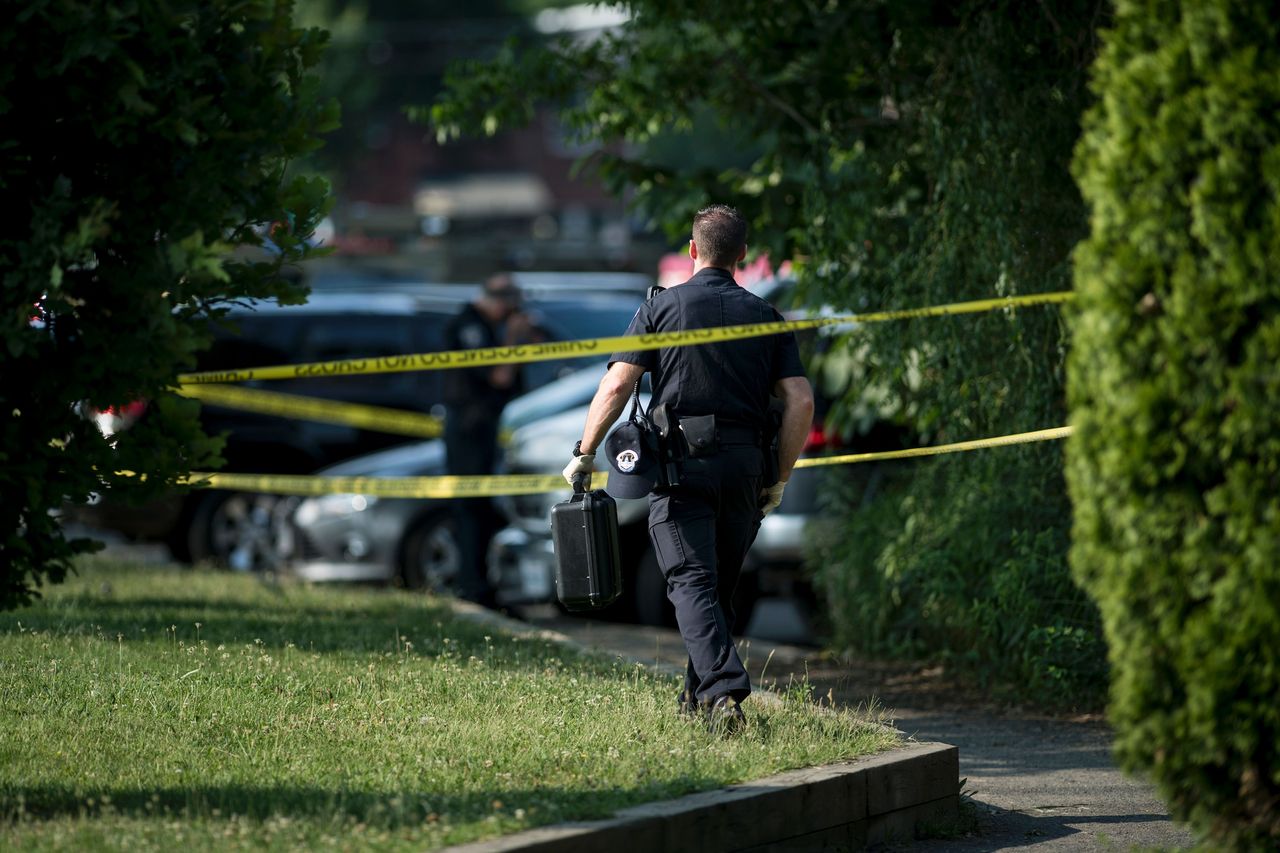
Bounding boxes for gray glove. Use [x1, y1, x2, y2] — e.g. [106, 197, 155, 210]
[562, 453, 595, 489]
[759, 480, 787, 516]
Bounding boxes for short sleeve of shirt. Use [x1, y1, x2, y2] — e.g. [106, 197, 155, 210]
[607, 302, 657, 371]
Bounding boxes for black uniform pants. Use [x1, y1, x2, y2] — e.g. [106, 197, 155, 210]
[445, 407, 500, 603]
[647, 443, 763, 705]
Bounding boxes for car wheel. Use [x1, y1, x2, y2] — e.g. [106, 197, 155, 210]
[187, 491, 292, 571]
[631, 546, 760, 633]
[400, 511, 461, 593]
[632, 545, 675, 627]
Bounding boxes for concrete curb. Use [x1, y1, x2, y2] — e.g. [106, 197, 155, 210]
[447, 601, 960, 850]
[447, 742, 959, 852]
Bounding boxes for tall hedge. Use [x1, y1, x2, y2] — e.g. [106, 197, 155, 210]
[1068, 0, 1280, 846]
[0, 0, 334, 609]
[806, 1, 1104, 706]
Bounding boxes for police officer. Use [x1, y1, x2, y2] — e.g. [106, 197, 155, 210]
[443, 272, 529, 608]
[563, 205, 815, 733]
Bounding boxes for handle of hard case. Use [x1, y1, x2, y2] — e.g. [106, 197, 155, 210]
[571, 473, 587, 494]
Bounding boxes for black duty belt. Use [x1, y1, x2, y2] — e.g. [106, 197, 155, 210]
[717, 424, 762, 446]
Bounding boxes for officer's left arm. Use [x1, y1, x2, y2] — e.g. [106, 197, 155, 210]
[579, 361, 645, 454]
[773, 375, 815, 482]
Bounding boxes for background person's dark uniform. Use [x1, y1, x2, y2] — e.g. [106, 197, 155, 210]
[610, 266, 806, 706]
[443, 303, 517, 605]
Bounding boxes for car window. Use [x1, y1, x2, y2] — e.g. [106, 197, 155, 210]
[279, 313, 450, 408]
[296, 316, 415, 363]
[518, 297, 642, 390]
[529, 297, 641, 342]
[501, 363, 651, 431]
[502, 362, 608, 430]
[203, 315, 303, 371]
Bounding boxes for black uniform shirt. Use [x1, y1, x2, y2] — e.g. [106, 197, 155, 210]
[442, 303, 516, 416]
[609, 267, 806, 431]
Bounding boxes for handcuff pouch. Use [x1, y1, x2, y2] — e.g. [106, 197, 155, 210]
[678, 414, 718, 458]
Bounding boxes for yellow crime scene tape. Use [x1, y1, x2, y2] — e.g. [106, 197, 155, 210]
[792, 426, 1073, 468]
[170, 290, 1075, 497]
[183, 426, 1073, 498]
[177, 291, 1073, 385]
[179, 471, 606, 498]
[176, 384, 444, 439]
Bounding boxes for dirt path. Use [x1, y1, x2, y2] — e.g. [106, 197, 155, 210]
[520, 611, 1195, 851]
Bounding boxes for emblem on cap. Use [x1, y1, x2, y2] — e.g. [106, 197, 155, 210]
[615, 449, 639, 473]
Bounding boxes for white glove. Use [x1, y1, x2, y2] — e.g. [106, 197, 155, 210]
[759, 480, 787, 516]
[563, 453, 595, 489]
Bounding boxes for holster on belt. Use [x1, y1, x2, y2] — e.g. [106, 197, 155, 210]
[652, 406, 759, 484]
[650, 403, 682, 486]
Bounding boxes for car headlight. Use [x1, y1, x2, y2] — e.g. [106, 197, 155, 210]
[294, 494, 379, 526]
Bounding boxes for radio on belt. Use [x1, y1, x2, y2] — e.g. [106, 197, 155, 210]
[550, 475, 623, 610]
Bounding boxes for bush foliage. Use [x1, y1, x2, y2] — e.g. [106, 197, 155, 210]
[803, 3, 1105, 706]
[1068, 0, 1280, 845]
[429, 0, 1107, 702]
[0, 1, 335, 609]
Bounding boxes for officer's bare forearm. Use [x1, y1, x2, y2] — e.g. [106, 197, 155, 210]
[774, 376, 815, 481]
[581, 362, 645, 454]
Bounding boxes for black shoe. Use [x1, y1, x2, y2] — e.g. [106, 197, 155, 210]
[704, 695, 746, 736]
[676, 689, 700, 720]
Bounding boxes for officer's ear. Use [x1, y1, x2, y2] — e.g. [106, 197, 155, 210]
[688, 239, 699, 261]
[736, 245, 748, 264]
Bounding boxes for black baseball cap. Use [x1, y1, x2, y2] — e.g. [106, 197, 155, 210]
[603, 421, 659, 499]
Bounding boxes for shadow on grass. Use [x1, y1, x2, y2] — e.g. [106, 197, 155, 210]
[0, 588, 629, 680]
[2, 777, 720, 829]
[6, 602, 443, 647]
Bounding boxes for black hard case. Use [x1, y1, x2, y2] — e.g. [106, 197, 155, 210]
[551, 487, 623, 610]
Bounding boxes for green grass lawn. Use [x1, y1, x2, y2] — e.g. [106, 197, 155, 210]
[0, 557, 899, 851]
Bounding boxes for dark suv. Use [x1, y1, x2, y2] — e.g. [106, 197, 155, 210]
[72, 282, 654, 570]
[71, 288, 471, 568]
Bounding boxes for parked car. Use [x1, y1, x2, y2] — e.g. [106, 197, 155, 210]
[68, 282, 643, 569]
[287, 275, 884, 630]
[285, 289, 648, 587]
[287, 365, 607, 590]
[490, 275, 881, 629]
[487, 379, 842, 629]
[509, 270, 652, 297]
[66, 289, 469, 567]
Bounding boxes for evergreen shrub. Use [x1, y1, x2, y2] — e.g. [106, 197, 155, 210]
[1068, 0, 1280, 845]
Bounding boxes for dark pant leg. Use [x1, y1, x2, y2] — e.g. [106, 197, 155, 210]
[714, 445, 765, 635]
[445, 411, 499, 603]
[649, 458, 752, 704]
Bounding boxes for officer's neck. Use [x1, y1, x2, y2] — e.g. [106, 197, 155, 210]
[690, 260, 738, 278]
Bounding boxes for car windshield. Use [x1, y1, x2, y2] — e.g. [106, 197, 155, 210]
[518, 295, 643, 390]
[501, 362, 608, 431]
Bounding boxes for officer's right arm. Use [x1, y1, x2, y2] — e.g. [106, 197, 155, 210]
[580, 361, 646, 455]
[563, 361, 645, 487]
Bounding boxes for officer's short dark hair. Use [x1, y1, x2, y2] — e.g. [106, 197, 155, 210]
[692, 205, 748, 268]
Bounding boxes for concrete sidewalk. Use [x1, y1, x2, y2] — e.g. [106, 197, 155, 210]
[522, 612, 1195, 851]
